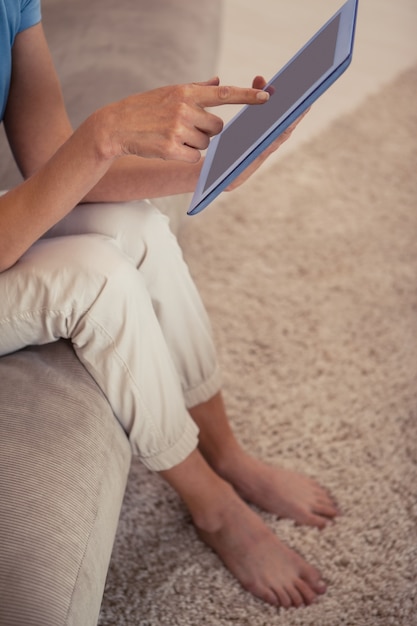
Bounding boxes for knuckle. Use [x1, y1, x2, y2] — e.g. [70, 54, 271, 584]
[175, 100, 188, 119]
[160, 129, 181, 158]
[172, 83, 185, 97]
[163, 142, 180, 161]
[178, 83, 192, 100]
[218, 85, 232, 100]
[167, 127, 181, 149]
[167, 84, 188, 107]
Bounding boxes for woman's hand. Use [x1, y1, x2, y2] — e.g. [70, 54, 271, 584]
[93, 76, 270, 164]
[225, 75, 309, 191]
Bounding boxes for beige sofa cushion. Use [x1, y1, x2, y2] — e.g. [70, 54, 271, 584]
[0, 341, 132, 626]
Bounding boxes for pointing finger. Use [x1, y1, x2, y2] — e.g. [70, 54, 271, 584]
[192, 84, 270, 107]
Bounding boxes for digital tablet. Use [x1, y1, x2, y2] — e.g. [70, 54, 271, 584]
[188, 0, 359, 216]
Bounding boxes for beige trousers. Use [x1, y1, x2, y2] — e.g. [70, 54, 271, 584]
[0, 200, 221, 471]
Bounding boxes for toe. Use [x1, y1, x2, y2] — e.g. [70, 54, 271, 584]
[258, 587, 280, 607]
[313, 501, 340, 519]
[307, 574, 327, 595]
[298, 511, 329, 529]
[243, 580, 280, 608]
[317, 489, 341, 514]
[286, 584, 305, 608]
[295, 578, 318, 606]
[300, 564, 327, 596]
[274, 586, 292, 609]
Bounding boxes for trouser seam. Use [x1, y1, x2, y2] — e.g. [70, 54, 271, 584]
[81, 311, 164, 446]
[0, 307, 76, 329]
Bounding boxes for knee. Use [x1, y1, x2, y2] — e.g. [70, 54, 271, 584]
[108, 201, 177, 268]
[31, 233, 130, 270]
[17, 234, 140, 306]
[0, 235, 146, 356]
[138, 206, 186, 273]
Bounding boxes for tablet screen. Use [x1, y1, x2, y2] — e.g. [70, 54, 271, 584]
[202, 13, 341, 192]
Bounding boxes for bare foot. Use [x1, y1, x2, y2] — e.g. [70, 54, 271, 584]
[189, 392, 339, 529]
[160, 448, 328, 608]
[215, 451, 340, 529]
[196, 489, 327, 608]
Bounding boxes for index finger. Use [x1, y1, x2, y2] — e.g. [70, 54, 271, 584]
[191, 84, 270, 107]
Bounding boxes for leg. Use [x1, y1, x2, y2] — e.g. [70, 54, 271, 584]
[45, 201, 222, 405]
[39, 203, 332, 605]
[0, 234, 198, 471]
[56, 202, 338, 527]
[160, 448, 327, 608]
[189, 392, 340, 528]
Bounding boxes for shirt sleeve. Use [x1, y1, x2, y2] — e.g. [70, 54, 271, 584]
[18, 0, 41, 33]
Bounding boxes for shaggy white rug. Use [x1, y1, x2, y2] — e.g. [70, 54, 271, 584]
[99, 65, 417, 626]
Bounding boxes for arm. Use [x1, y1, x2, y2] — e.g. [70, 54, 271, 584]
[0, 23, 272, 271]
[2, 23, 203, 201]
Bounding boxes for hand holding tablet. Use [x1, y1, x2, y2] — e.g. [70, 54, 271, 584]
[188, 0, 359, 215]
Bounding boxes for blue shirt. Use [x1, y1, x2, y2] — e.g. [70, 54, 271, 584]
[0, 0, 41, 119]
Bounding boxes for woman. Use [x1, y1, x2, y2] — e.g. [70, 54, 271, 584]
[0, 0, 339, 610]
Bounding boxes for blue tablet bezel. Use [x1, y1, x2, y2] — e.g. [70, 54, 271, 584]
[188, 0, 359, 216]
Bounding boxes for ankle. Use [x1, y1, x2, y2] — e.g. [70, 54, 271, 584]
[207, 444, 250, 483]
[159, 449, 238, 534]
[191, 480, 237, 533]
[198, 438, 242, 476]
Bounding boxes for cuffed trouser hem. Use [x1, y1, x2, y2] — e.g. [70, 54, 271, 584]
[138, 416, 199, 472]
[183, 366, 222, 409]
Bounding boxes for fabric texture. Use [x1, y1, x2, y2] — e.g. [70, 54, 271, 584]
[0, 340, 132, 626]
[0, 0, 41, 117]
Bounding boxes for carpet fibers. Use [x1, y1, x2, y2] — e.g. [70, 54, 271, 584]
[99, 66, 417, 626]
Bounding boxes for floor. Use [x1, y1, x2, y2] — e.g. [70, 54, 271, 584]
[216, 0, 417, 160]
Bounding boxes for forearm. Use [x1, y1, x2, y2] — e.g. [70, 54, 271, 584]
[84, 154, 203, 203]
[0, 116, 112, 271]
[2, 25, 273, 272]
[0, 110, 204, 270]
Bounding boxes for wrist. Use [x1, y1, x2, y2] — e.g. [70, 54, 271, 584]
[83, 106, 120, 164]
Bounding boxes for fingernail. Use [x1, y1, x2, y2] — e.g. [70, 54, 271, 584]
[256, 91, 269, 102]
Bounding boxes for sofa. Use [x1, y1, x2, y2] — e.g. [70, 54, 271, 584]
[0, 2, 222, 624]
